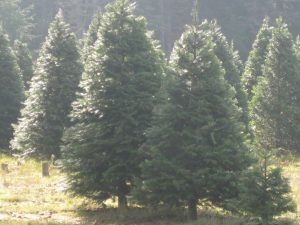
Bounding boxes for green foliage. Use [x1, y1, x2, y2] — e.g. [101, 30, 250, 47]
[239, 147, 296, 225]
[250, 18, 300, 153]
[62, 0, 164, 208]
[82, 11, 102, 64]
[243, 18, 272, 99]
[11, 10, 82, 159]
[0, 29, 24, 152]
[201, 20, 248, 127]
[0, 0, 34, 43]
[13, 40, 34, 90]
[135, 21, 251, 219]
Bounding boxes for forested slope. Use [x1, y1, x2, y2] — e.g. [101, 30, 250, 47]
[21, 0, 300, 59]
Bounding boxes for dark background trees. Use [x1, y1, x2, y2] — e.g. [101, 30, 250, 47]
[0, 29, 24, 152]
[19, 0, 300, 59]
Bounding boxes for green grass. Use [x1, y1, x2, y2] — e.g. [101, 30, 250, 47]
[0, 155, 299, 225]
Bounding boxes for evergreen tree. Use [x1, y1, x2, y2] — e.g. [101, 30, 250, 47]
[11, 10, 82, 158]
[0, 0, 33, 43]
[250, 18, 300, 153]
[294, 35, 300, 59]
[202, 20, 248, 127]
[82, 11, 102, 64]
[242, 18, 272, 99]
[62, 0, 164, 209]
[135, 21, 250, 220]
[14, 40, 34, 90]
[0, 29, 24, 152]
[239, 147, 296, 225]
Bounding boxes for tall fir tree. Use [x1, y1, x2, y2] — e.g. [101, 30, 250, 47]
[62, 0, 164, 209]
[0, 29, 24, 152]
[82, 11, 102, 64]
[135, 21, 250, 220]
[239, 147, 296, 225]
[201, 20, 248, 127]
[242, 18, 272, 99]
[250, 18, 300, 153]
[11, 10, 82, 158]
[14, 40, 34, 90]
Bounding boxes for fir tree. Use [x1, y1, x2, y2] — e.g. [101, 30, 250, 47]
[202, 20, 248, 127]
[242, 18, 272, 99]
[14, 40, 34, 90]
[250, 18, 300, 153]
[82, 11, 102, 64]
[62, 0, 164, 209]
[0, 0, 33, 42]
[0, 29, 24, 152]
[135, 21, 250, 220]
[11, 10, 82, 158]
[239, 147, 296, 225]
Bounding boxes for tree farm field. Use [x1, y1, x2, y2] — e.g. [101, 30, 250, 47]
[0, 155, 298, 225]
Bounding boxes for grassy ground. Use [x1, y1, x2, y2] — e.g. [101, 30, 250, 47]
[0, 155, 299, 225]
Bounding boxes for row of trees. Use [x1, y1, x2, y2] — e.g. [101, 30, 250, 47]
[0, 0, 298, 224]
[7, 0, 300, 60]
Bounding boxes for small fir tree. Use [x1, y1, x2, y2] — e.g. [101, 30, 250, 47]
[0, 29, 24, 152]
[62, 0, 164, 209]
[11, 10, 82, 158]
[239, 147, 296, 225]
[14, 40, 34, 90]
[250, 18, 300, 153]
[242, 18, 272, 99]
[135, 21, 251, 220]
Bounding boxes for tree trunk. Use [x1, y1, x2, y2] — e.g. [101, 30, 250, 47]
[117, 180, 129, 210]
[188, 199, 198, 220]
[118, 193, 128, 210]
[42, 162, 50, 177]
[1, 163, 9, 173]
[262, 216, 269, 225]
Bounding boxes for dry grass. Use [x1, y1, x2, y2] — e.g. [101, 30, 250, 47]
[0, 154, 299, 225]
[0, 155, 83, 224]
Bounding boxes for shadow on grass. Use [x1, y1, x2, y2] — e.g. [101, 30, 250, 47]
[0, 209, 296, 225]
[75, 208, 298, 225]
[76, 207, 185, 225]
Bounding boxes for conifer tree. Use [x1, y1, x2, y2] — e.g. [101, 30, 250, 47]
[0, 0, 33, 43]
[62, 0, 164, 209]
[239, 147, 296, 225]
[250, 18, 300, 153]
[295, 36, 300, 53]
[242, 18, 272, 99]
[202, 20, 248, 126]
[82, 11, 102, 64]
[11, 10, 82, 158]
[14, 40, 34, 90]
[0, 29, 24, 152]
[135, 21, 250, 220]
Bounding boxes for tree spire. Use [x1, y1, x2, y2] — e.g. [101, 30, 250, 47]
[192, 0, 200, 25]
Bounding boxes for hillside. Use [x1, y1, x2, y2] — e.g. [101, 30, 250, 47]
[22, 0, 300, 59]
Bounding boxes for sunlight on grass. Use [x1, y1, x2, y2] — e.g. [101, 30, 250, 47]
[283, 160, 300, 219]
[0, 154, 300, 224]
[0, 155, 84, 224]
